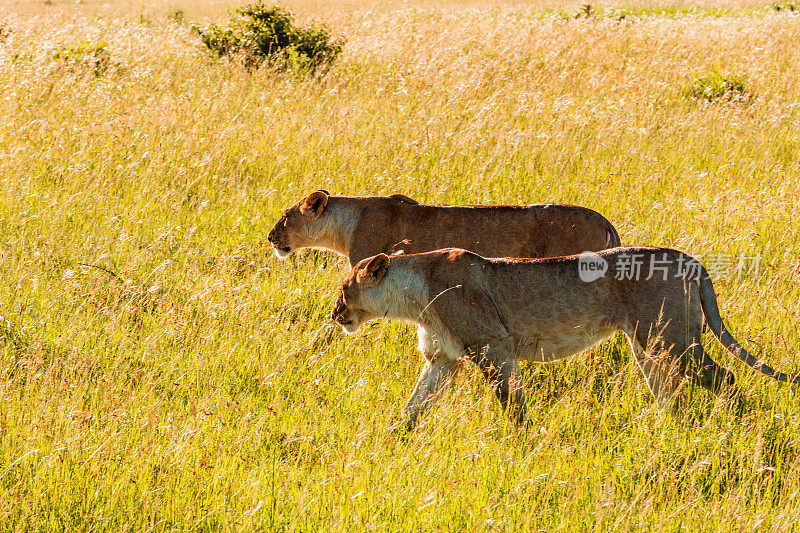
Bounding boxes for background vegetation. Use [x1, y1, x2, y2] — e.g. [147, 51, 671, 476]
[191, 2, 343, 72]
[1, 0, 799, 529]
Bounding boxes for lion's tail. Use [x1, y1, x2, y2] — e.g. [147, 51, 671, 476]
[698, 264, 800, 384]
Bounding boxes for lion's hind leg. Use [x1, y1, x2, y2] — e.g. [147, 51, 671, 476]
[624, 333, 685, 413]
[624, 329, 738, 414]
[685, 343, 743, 414]
[686, 343, 736, 395]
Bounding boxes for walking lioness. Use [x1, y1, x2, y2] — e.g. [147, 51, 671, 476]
[331, 247, 798, 429]
[268, 190, 620, 266]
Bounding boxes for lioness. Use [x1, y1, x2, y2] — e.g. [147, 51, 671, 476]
[331, 247, 798, 429]
[268, 190, 620, 266]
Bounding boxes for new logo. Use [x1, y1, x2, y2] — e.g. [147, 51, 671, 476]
[578, 251, 608, 282]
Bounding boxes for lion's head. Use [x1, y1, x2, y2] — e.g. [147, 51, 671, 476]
[331, 253, 390, 334]
[267, 190, 329, 259]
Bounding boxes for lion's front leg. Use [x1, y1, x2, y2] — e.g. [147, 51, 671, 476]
[403, 355, 459, 431]
[471, 342, 527, 425]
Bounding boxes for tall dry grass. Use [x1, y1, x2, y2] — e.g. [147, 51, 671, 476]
[1, 0, 800, 529]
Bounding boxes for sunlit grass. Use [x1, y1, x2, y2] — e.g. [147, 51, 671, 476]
[1, 0, 800, 529]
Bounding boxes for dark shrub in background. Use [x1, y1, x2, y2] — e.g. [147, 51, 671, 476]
[50, 39, 111, 77]
[683, 66, 750, 103]
[192, 2, 344, 73]
[0, 23, 11, 44]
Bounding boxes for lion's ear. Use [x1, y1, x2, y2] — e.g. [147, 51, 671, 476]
[356, 253, 389, 286]
[300, 190, 329, 219]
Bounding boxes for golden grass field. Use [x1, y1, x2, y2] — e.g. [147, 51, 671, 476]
[1, 0, 800, 529]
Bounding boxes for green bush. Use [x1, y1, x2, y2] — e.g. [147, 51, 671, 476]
[575, 4, 598, 18]
[771, 1, 798, 11]
[683, 66, 750, 102]
[168, 8, 185, 25]
[192, 2, 343, 73]
[50, 39, 111, 76]
[0, 23, 11, 44]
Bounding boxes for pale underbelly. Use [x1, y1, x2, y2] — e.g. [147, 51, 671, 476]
[515, 328, 617, 363]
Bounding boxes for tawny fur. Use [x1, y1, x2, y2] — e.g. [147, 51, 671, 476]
[268, 190, 621, 267]
[331, 247, 799, 429]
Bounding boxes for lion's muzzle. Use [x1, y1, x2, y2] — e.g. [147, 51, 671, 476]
[331, 298, 353, 326]
[267, 230, 289, 251]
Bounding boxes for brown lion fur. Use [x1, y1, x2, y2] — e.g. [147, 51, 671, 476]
[268, 190, 621, 267]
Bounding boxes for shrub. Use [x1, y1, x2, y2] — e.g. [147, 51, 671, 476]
[772, 1, 798, 11]
[168, 8, 185, 25]
[50, 39, 111, 76]
[0, 23, 10, 44]
[191, 2, 343, 73]
[683, 66, 751, 102]
[575, 4, 598, 18]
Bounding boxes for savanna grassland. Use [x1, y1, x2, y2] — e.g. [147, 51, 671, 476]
[1, 0, 800, 529]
